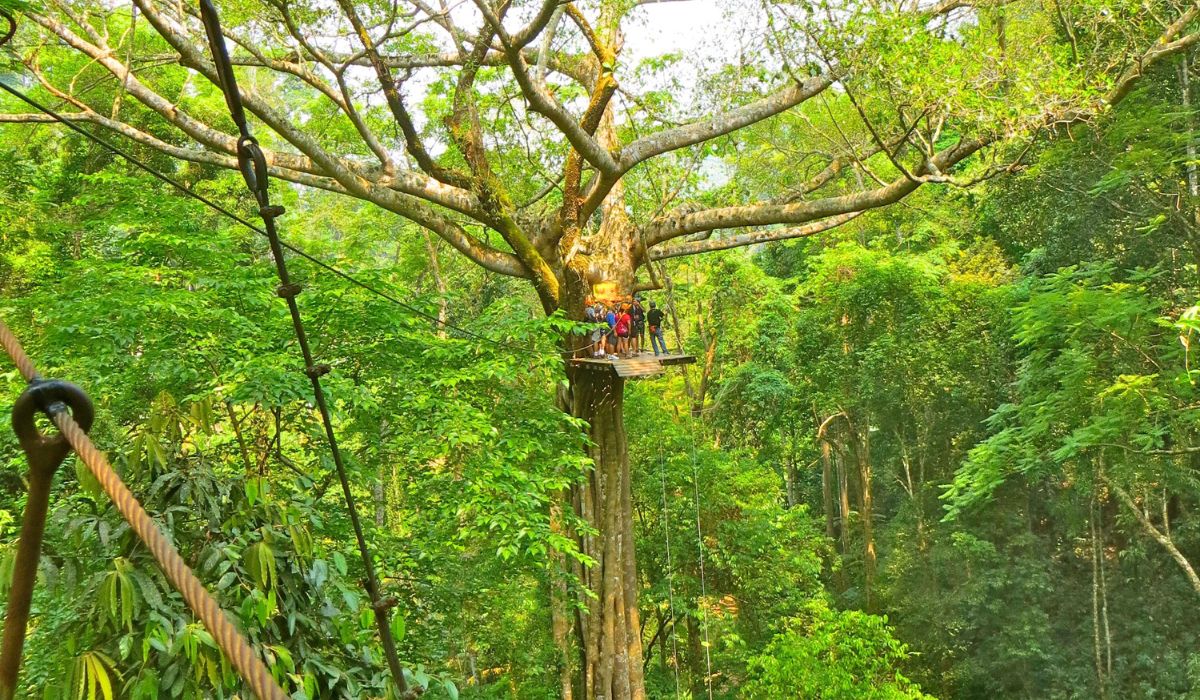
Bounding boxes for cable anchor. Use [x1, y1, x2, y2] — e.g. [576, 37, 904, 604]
[0, 380, 94, 700]
[11, 380, 95, 474]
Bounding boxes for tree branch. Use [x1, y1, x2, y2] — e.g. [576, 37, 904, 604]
[618, 76, 833, 171]
[1107, 480, 1200, 595]
[474, 0, 619, 175]
[643, 138, 983, 245]
[648, 211, 864, 260]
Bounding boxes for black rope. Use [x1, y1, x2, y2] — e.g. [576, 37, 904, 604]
[0, 80, 560, 359]
[195, 0, 409, 694]
[0, 10, 15, 48]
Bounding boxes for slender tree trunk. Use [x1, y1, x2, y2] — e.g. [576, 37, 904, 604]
[1099, 520, 1113, 679]
[421, 231, 449, 339]
[1109, 480, 1200, 594]
[854, 425, 877, 611]
[1177, 51, 1200, 275]
[375, 420, 388, 527]
[838, 446, 851, 556]
[1090, 497, 1108, 699]
[551, 498, 576, 700]
[785, 423, 800, 508]
[821, 439, 836, 541]
[686, 612, 703, 699]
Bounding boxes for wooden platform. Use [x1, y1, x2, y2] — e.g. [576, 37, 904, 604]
[571, 352, 696, 379]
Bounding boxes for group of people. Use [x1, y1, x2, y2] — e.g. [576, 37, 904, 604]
[584, 296, 669, 360]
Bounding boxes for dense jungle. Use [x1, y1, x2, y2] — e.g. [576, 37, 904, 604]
[2, 0, 1200, 697]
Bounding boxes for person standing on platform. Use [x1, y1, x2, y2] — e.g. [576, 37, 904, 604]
[630, 297, 646, 355]
[647, 301, 667, 356]
[586, 300, 606, 358]
[605, 304, 619, 360]
[615, 303, 633, 358]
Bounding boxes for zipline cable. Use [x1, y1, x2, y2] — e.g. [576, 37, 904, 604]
[657, 443, 682, 699]
[196, 0, 408, 693]
[689, 417, 715, 700]
[0, 320, 288, 700]
[0, 79, 572, 360]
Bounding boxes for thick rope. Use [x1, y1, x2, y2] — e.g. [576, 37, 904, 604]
[0, 323, 37, 383]
[0, 321, 287, 700]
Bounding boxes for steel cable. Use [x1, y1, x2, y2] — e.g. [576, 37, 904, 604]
[0, 320, 288, 700]
[196, 1, 409, 692]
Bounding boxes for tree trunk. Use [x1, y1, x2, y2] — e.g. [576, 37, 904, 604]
[821, 439, 836, 542]
[1108, 480, 1200, 594]
[420, 230, 449, 339]
[563, 365, 646, 700]
[686, 612, 703, 699]
[550, 498, 576, 700]
[838, 447, 851, 555]
[1090, 500, 1107, 699]
[854, 425, 877, 611]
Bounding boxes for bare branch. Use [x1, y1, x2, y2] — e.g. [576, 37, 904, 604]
[332, 0, 472, 189]
[473, 0, 619, 175]
[648, 212, 863, 260]
[618, 76, 833, 171]
[643, 138, 983, 245]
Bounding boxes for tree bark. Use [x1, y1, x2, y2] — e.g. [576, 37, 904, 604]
[564, 365, 646, 700]
[820, 439, 836, 541]
[550, 498, 576, 700]
[421, 230, 449, 339]
[686, 612, 703, 699]
[854, 424, 877, 612]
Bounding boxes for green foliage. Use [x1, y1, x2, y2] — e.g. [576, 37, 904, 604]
[742, 602, 930, 699]
[4, 6, 1200, 697]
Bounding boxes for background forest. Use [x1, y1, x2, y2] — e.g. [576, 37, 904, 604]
[3, 0, 1200, 698]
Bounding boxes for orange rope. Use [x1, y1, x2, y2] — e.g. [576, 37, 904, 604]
[0, 320, 287, 700]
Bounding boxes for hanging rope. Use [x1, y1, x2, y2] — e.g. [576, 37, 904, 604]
[657, 444, 682, 699]
[689, 418, 714, 700]
[195, 0, 409, 693]
[0, 321, 288, 700]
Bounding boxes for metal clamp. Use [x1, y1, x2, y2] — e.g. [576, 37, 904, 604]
[0, 380, 94, 700]
[11, 379, 94, 477]
[236, 136, 272, 208]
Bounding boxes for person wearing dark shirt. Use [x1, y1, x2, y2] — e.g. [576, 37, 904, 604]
[585, 301, 606, 358]
[647, 301, 667, 356]
[630, 297, 646, 355]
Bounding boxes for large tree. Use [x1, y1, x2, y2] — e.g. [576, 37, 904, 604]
[2, 0, 1198, 696]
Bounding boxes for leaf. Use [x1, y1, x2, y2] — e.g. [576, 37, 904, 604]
[332, 551, 347, 576]
[91, 655, 113, 700]
[390, 613, 406, 643]
[243, 541, 277, 594]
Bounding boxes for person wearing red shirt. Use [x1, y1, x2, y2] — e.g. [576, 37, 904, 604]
[614, 303, 633, 357]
